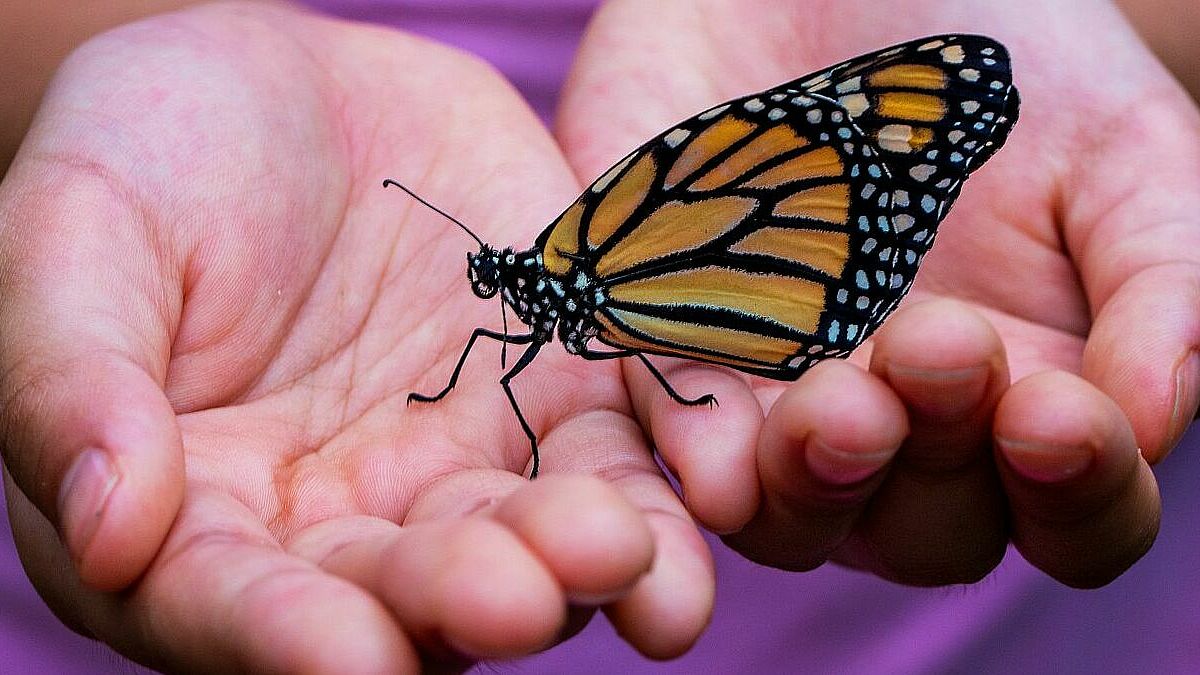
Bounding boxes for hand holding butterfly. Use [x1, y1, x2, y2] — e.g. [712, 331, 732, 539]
[0, 3, 715, 670]
[559, 0, 1199, 586]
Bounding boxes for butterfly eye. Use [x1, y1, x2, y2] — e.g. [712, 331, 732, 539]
[466, 252, 500, 298]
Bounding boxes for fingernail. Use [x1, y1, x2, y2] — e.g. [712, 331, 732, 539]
[886, 364, 990, 419]
[806, 438, 892, 484]
[997, 437, 1093, 483]
[1169, 350, 1200, 446]
[57, 449, 119, 562]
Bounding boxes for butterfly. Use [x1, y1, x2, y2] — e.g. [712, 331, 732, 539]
[388, 34, 1020, 478]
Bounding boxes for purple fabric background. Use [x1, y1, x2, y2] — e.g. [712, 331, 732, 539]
[3, 1, 1199, 672]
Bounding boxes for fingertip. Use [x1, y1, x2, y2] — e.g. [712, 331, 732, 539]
[994, 370, 1137, 487]
[1084, 263, 1200, 462]
[716, 362, 906, 573]
[494, 474, 654, 604]
[390, 519, 566, 658]
[873, 298, 1003, 364]
[51, 368, 185, 591]
[871, 298, 1008, 420]
[994, 371, 1161, 586]
[605, 513, 713, 660]
[627, 360, 761, 534]
[762, 360, 907, 491]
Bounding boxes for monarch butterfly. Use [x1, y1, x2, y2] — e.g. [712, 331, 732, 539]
[390, 34, 1019, 478]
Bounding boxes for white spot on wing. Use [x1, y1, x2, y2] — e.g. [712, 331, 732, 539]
[909, 164, 936, 182]
[839, 93, 870, 116]
[941, 45, 966, 64]
[878, 124, 918, 153]
[663, 128, 691, 148]
[592, 152, 636, 193]
[836, 76, 862, 94]
[698, 104, 731, 120]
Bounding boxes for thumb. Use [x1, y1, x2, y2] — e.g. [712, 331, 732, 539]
[0, 170, 184, 591]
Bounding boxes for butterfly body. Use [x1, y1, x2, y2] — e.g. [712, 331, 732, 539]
[399, 34, 1020, 477]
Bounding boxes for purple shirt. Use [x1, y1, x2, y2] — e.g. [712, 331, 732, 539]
[4, 2, 1199, 672]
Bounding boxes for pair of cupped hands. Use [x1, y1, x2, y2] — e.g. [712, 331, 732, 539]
[1, 0, 1197, 671]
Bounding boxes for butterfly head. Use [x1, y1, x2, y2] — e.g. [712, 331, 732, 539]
[467, 244, 504, 299]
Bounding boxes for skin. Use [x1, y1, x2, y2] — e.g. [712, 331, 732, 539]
[1, 4, 712, 671]
[0, 0, 1196, 671]
[0, 0, 207, 172]
[556, 0, 1199, 587]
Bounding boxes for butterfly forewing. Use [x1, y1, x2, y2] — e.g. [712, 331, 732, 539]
[790, 34, 1019, 319]
[537, 92, 899, 379]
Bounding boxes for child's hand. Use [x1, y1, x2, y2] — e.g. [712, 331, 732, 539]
[558, 0, 1198, 587]
[0, 3, 715, 670]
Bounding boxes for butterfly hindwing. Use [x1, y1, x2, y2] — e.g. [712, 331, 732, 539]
[538, 92, 899, 379]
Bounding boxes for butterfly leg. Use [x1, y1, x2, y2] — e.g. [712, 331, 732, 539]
[499, 341, 544, 478]
[577, 346, 717, 408]
[635, 354, 718, 408]
[408, 328, 535, 404]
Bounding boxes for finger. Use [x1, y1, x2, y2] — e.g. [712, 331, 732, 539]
[844, 300, 1010, 585]
[304, 516, 564, 660]
[722, 359, 907, 571]
[296, 473, 657, 660]
[1083, 262, 1200, 463]
[539, 410, 717, 658]
[1067, 102, 1200, 462]
[0, 172, 183, 591]
[603, 506, 714, 660]
[491, 474, 654, 604]
[624, 357, 762, 533]
[995, 371, 1160, 588]
[9, 484, 417, 673]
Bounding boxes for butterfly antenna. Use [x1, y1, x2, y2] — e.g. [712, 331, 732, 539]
[383, 179, 485, 247]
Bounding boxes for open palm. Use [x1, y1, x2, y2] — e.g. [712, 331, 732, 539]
[0, 3, 715, 670]
[557, 0, 1199, 586]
